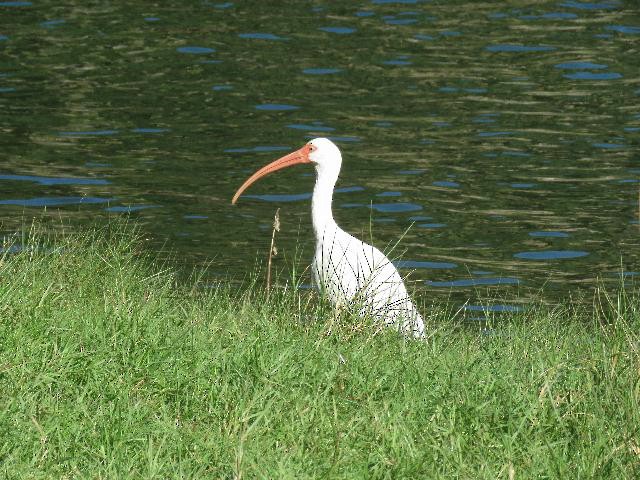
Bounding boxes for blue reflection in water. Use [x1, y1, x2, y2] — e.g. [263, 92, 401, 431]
[415, 34, 434, 40]
[184, 215, 208, 219]
[212, 85, 233, 91]
[395, 260, 458, 269]
[211, 2, 233, 8]
[302, 68, 342, 75]
[514, 250, 589, 260]
[417, 223, 446, 228]
[0, 174, 109, 185]
[520, 12, 578, 20]
[559, 1, 620, 9]
[58, 130, 118, 136]
[564, 72, 622, 80]
[318, 27, 356, 34]
[376, 191, 401, 197]
[502, 151, 531, 157]
[472, 116, 495, 123]
[383, 59, 413, 66]
[0, 1, 32, 5]
[384, 17, 418, 25]
[478, 131, 514, 137]
[592, 142, 625, 148]
[432, 181, 460, 188]
[176, 46, 215, 54]
[542, 12, 578, 19]
[486, 44, 555, 52]
[319, 136, 361, 143]
[355, 11, 375, 17]
[40, 19, 66, 28]
[555, 61, 607, 69]
[335, 186, 365, 193]
[0, 87, 16, 93]
[85, 162, 112, 168]
[238, 33, 286, 40]
[372, 203, 421, 212]
[605, 25, 640, 34]
[427, 277, 520, 287]
[0, 197, 114, 207]
[144, 17, 160, 22]
[529, 231, 570, 238]
[287, 123, 335, 132]
[255, 104, 299, 111]
[131, 128, 169, 133]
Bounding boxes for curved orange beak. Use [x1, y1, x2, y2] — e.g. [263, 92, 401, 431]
[231, 144, 312, 204]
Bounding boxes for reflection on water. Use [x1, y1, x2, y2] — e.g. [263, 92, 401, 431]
[0, 0, 638, 312]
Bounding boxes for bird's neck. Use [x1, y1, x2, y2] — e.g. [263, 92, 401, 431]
[312, 165, 339, 239]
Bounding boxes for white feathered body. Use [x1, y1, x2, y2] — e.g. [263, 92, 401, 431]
[311, 224, 425, 337]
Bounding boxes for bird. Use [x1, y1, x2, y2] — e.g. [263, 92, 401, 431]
[231, 137, 425, 338]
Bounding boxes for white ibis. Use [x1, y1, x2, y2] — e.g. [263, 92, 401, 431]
[232, 137, 425, 338]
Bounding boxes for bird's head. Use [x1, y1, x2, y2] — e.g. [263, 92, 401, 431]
[307, 137, 342, 170]
[231, 137, 341, 204]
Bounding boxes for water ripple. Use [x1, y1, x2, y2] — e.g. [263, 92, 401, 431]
[465, 304, 524, 312]
[605, 25, 640, 34]
[238, 33, 286, 40]
[176, 46, 215, 54]
[529, 231, 570, 238]
[58, 130, 118, 136]
[0, 174, 109, 185]
[395, 260, 458, 269]
[514, 250, 589, 260]
[486, 44, 555, 52]
[287, 123, 335, 132]
[564, 72, 622, 80]
[302, 68, 342, 75]
[559, 1, 620, 9]
[427, 277, 521, 287]
[555, 61, 607, 69]
[318, 27, 356, 34]
[255, 104, 299, 111]
[0, 197, 114, 207]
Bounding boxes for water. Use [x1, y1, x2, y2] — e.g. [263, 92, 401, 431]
[1, 1, 639, 312]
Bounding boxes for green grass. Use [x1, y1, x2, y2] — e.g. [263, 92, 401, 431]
[1, 224, 639, 478]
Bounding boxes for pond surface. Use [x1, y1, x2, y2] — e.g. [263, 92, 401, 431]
[1, 0, 639, 312]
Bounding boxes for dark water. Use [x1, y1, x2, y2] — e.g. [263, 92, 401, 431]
[1, 0, 639, 312]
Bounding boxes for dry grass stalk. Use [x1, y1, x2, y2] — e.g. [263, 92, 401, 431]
[266, 208, 280, 299]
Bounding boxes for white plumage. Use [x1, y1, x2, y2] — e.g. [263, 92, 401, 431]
[232, 137, 425, 338]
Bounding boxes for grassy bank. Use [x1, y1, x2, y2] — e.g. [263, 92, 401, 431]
[1, 225, 639, 478]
